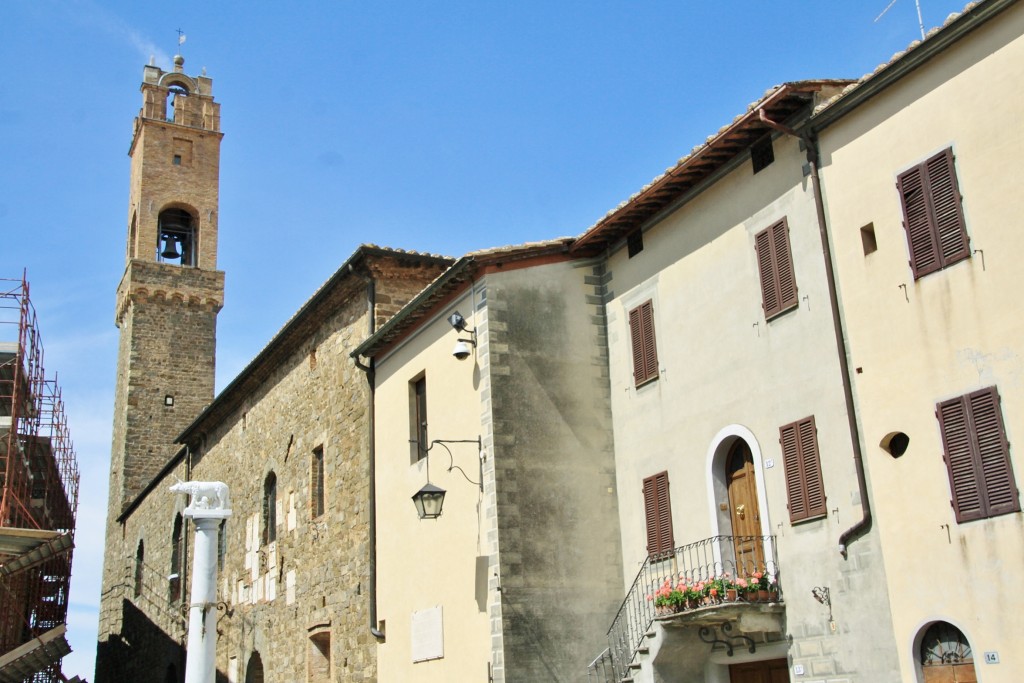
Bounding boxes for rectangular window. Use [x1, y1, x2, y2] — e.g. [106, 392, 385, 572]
[780, 416, 826, 523]
[937, 386, 1019, 523]
[642, 471, 674, 557]
[312, 446, 325, 518]
[628, 300, 658, 387]
[751, 136, 774, 174]
[172, 137, 193, 166]
[410, 375, 428, 462]
[627, 230, 644, 258]
[754, 218, 798, 319]
[897, 147, 970, 279]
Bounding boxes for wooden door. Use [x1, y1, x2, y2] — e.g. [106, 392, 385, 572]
[726, 440, 764, 574]
[729, 658, 789, 683]
[921, 622, 977, 683]
[923, 664, 977, 683]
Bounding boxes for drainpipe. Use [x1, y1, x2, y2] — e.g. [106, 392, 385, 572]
[759, 110, 871, 558]
[349, 265, 385, 639]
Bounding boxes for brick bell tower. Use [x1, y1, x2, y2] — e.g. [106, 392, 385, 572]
[97, 54, 224, 663]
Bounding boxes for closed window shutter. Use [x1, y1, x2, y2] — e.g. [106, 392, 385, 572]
[898, 147, 969, 279]
[938, 387, 1019, 523]
[755, 218, 797, 319]
[927, 149, 970, 265]
[643, 471, 673, 556]
[781, 416, 827, 523]
[629, 300, 658, 386]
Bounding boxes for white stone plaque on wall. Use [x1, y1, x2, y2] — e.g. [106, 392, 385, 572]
[411, 606, 444, 663]
[286, 570, 296, 605]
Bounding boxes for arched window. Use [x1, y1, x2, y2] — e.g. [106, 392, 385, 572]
[218, 520, 227, 572]
[245, 651, 264, 683]
[262, 473, 277, 546]
[128, 211, 138, 260]
[134, 540, 144, 598]
[920, 621, 976, 682]
[166, 85, 189, 124]
[157, 208, 196, 266]
[169, 513, 183, 603]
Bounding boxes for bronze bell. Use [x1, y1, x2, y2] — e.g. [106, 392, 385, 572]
[160, 234, 181, 259]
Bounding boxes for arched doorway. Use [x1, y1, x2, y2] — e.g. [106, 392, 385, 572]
[245, 651, 265, 683]
[920, 622, 977, 682]
[726, 439, 763, 574]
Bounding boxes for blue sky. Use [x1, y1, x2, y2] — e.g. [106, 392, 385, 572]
[1, 0, 973, 677]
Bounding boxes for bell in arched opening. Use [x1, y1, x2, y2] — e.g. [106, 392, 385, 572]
[157, 208, 196, 266]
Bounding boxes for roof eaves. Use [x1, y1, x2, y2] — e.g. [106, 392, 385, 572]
[810, 0, 1013, 129]
[177, 244, 452, 444]
[117, 445, 188, 523]
[351, 237, 576, 361]
[350, 256, 477, 360]
[570, 80, 850, 254]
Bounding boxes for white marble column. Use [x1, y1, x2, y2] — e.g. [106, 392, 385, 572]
[171, 480, 231, 683]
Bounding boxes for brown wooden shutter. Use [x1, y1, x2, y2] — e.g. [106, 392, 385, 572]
[643, 471, 674, 556]
[780, 416, 826, 523]
[755, 229, 778, 316]
[629, 300, 658, 386]
[772, 219, 798, 312]
[898, 147, 969, 279]
[938, 387, 1019, 522]
[755, 218, 797, 319]
[927, 148, 970, 266]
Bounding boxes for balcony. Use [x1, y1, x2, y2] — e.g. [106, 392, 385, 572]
[589, 535, 784, 683]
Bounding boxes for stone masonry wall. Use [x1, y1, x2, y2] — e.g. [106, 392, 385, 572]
[97, 255, 446, 683]
[486, 261, 623, 683]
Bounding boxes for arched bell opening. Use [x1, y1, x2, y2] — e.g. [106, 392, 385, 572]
[165, 84, 189, 124]
[157, 208, 197, 266]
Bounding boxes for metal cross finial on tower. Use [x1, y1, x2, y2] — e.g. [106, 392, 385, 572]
[875, 0, 927, 40]
[176, 28, 187, 55]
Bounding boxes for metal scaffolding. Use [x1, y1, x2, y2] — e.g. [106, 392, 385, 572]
[0, 274, 80, 683]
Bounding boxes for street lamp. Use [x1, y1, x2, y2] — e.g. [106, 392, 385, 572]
[411, 483, 446, 520]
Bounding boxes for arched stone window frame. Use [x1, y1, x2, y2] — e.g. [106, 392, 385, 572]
[262, 472, 277, 546]
[704, 424, 775, 569]
[133, 539, 144, 598]
[156, 204, 199, 267]
[169, 512, 184, 604]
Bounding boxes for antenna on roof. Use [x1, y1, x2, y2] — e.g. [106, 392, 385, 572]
[875, 0, 926, 40]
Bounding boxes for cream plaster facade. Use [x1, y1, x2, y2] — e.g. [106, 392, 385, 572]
[601, 108, 900, 681]
[372, 289, 492, 683]
[817, 1, 1024, 679]
[361, 254, 624, 683]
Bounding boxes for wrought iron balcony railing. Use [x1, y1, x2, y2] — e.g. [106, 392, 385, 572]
[588, 535, 782, 683]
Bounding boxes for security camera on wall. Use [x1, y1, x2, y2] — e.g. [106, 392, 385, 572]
[452, 340, 472, 360]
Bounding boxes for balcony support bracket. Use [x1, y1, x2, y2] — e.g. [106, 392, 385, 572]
[698, 622, 756, 657]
